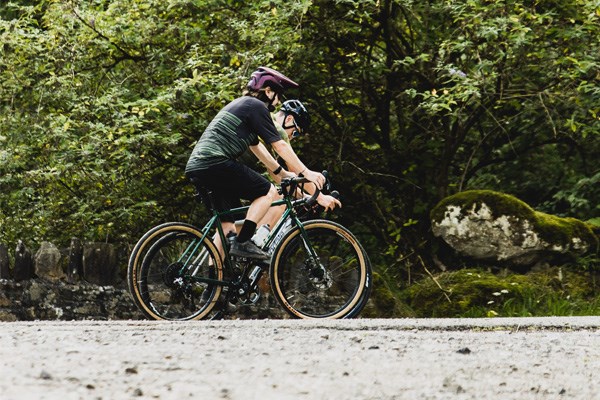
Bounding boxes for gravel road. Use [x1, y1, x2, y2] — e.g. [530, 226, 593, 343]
[1, 317, 598, 400]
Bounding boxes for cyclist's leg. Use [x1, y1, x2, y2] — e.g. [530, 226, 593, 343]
[258, 197, 286, 229]
[216, 162, 276, 259]
[232, 184, 277, 259]
[244, 184, 278, 228]
[188, 160, 275, 260]
[187, 165, 243, 259]
[212, 221, 236, 260]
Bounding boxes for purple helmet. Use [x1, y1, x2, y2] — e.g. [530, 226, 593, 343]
[247, 66, 299, 93]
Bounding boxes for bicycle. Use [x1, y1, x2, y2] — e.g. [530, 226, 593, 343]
[127, 173, 372, 320]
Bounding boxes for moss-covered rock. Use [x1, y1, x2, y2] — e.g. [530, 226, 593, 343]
[431, 190, 598, 267]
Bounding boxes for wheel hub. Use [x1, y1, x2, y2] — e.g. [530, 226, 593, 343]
[163, 262, 184, 288]
[306, 260, 333, 290]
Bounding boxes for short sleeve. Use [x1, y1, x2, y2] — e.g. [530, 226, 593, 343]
[247, 100, 283, 145]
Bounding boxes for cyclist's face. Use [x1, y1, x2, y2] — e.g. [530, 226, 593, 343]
[290, 118, 303, 138]
[265, 88, 280, 106]
[282, 115, 301, 140]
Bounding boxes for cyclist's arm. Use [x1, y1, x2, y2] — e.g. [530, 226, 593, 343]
[249, 142, 289, 182]
[300, 182, 342, 211]
[270, 140, 325, 189]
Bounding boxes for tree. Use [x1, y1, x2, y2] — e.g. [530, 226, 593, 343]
[0, 0, 310, 246]
[288, 0, 599, 272]
[1, 0, 597, 280]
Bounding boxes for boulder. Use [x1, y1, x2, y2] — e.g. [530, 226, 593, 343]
[431, 190, 598, 267]
[35, 242, 65, 281]
[14, 240, 34, 281]
[82, 242, 118, 285]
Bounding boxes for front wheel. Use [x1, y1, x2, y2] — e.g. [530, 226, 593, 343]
[270, 220, 371, 319]
[127, 222, 223, 320]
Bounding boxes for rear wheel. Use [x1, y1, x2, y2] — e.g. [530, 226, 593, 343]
[127, 223, 223, 320]
[270, 220, 370, 319]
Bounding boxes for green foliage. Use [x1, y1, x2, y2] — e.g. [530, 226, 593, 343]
[0, 0, 598, 298]
[361, 271, 416, 318]
[405, 267, 600, 318]
[0, 0, 311, 246]
[543, 171, 600, 220]
[290, 0, 600, 279]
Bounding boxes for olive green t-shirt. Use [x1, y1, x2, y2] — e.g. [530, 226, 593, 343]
[185, 96, 282, 173]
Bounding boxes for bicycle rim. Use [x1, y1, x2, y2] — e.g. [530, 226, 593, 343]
[270, 220, 368, 319]
[344, 246, 373, 318]
[128, 223, 223, 320]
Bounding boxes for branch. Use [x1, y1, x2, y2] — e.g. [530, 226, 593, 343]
[341, 160, 422, 189]
[538, 92, 558, 138]
[71, 8, 145, 68]
[419, 256, 451, 303]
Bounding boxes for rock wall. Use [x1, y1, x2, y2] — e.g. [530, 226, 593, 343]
[0, 239, 143, 321]
[0, 240, 287, 321]
[0, 279, 142, 321]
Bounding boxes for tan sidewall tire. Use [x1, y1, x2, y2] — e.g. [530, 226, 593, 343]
[270, 220, 367, 319]
[127, 223, 222, 320]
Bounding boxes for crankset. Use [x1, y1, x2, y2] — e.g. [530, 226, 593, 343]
[228, 261, 265, 305]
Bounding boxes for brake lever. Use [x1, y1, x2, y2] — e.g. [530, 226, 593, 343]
[322, 170, 331, 192]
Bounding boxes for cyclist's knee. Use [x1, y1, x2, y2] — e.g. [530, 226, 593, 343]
[266, 184, 278, 201]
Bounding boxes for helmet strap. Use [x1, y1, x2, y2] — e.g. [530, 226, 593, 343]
[257, 90, 277, 112]
[281, 113, 294, 129]
[281, 113, 301, 137]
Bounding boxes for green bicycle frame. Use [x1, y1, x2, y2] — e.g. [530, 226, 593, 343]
[176, 189, 320, 288]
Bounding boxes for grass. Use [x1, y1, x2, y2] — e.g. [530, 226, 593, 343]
[401, 266, 600, 318]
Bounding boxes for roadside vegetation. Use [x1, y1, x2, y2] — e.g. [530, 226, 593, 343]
[1, 0, 598, 317]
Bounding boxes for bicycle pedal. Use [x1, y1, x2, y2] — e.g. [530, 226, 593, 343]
[249, 292, 260, 304]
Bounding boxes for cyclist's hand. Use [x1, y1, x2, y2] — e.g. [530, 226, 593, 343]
[272, 168, 295, 183]
[317, 194, 342, 211]
[279, 169, 296, 180]
[303, 169, 326, 190]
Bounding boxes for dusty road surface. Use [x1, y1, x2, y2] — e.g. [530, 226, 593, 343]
[0, 317, 598, 400]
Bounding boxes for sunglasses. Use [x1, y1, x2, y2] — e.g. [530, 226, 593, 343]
[291, 119, 304, 137]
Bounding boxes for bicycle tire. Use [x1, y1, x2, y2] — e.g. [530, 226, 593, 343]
[344, 243, 373, 318]
[270, 219, 370, 319]
[127, 222, 223, 320]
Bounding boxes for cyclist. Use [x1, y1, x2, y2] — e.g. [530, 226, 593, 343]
[257, 99, 341, 230]
[185, 66, 326, 260]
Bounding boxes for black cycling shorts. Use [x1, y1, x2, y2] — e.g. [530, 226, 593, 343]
[186, 160, 272, 222]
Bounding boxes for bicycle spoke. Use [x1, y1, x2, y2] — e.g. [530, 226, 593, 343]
[271, 221, 368, 319]
[128, 224, 223, 320]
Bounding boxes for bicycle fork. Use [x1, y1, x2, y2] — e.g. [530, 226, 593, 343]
[294, 219, 332, 289]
